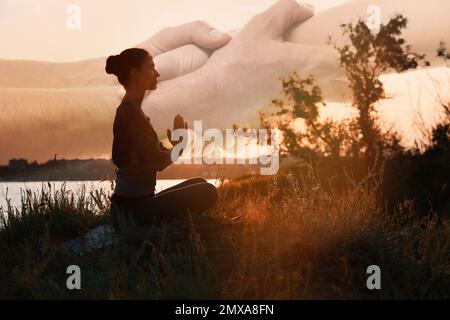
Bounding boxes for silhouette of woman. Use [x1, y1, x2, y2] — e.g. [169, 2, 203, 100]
[105, 48, 218, 230]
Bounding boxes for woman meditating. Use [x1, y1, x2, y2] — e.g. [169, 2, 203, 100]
[106, 48, 218, 230]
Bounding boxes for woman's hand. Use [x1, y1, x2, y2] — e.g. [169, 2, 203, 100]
[167, 114, 188, 147]
[139, 21, 231, 81]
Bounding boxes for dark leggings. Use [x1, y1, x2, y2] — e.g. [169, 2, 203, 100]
[110, 177, 218, 229]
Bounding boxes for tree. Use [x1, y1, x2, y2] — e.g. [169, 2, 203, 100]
[436, 41, 450, 116]
[329, 14, 429, 165]
[428, 41, 450, 153]
[262, 73, 360, 160]
[437, 41, 450, 64]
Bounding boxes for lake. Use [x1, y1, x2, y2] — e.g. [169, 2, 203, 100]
[0, 179, 222, 211]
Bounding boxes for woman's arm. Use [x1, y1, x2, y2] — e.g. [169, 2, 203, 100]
[142, 0, 450, 133]
[145, 0, 450, 115]
[286, 0, 450, 66]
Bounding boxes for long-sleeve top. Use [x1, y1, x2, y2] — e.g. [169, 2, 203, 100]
[112, 101, 173, 198]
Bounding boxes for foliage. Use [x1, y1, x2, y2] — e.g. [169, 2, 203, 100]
[261, 74, 361, 160]
[329, 14, 429, 162]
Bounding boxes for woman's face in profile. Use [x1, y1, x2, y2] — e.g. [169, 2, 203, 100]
[133, 56, 160, 90]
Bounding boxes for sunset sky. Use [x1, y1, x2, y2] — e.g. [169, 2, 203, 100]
[0, 0, 449, 163]
[1, 0, 349, 62]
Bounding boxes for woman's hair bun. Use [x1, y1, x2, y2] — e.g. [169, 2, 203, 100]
[105, 48, 150, 85]
[105, 55, 121, 75]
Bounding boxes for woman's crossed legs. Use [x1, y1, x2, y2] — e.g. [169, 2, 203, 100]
[111, 177, 218, 228]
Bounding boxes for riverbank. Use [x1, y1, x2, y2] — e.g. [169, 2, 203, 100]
[1, 169, 449, 299]
[0, 158, 265, 181]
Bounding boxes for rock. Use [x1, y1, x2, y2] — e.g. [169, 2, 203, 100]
[57, 224, 119, 256]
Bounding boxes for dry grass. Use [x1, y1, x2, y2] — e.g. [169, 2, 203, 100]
[0, 168, 449, 299]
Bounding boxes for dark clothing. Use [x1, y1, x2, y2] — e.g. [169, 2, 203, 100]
[112, 101, 173, 197]
[110, 101, 218, 229]
[110, 177, 218, 229]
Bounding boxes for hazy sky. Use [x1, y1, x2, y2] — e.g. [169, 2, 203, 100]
[0, 0, 448, 162]
[1, 0, 349, 62]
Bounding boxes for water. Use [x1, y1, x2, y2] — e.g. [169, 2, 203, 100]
[0, 179, 222, 211]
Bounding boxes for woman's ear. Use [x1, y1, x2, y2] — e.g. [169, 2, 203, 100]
[129, 68, 138, 80]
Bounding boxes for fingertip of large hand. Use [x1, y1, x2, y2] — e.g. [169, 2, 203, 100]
[301, 2, 315, 15]
[208, 29, 232, 47]
[298, 1, 314, 10]
[292, 1, 314, 18]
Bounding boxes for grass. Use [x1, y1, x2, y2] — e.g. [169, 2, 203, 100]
[0, 168, 449, 299]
